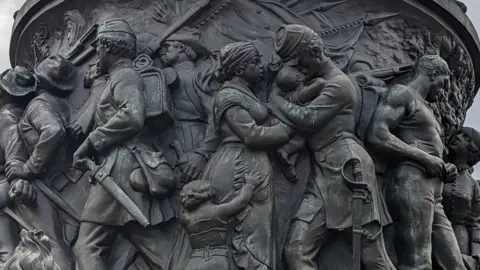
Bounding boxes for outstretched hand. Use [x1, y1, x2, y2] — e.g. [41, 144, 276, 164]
[245, 171, 264, 187]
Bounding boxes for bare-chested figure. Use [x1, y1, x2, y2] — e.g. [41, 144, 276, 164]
[367, 55, 466, 270]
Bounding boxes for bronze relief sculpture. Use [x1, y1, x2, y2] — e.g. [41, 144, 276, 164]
[2, 0, 480, 269]
[443, 127, 480, 260]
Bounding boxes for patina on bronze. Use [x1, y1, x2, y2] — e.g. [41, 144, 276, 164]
[1, 0, 479, 269]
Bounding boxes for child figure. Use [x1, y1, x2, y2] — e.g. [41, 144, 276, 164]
[179, 171, 264, 270]
[273, 65, 326, 182]
[2, 229, 60, 270]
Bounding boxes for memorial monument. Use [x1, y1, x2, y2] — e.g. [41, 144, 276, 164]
[1, 0, 479, 269]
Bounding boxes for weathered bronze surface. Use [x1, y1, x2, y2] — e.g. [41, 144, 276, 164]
[0, 0, 479, 269]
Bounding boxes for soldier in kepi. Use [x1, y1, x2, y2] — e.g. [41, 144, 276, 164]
[367, 55, 467, 270]
[270, 24, 395, 270]
[0, 67, 37, 266]
[72, 19, 177, 270]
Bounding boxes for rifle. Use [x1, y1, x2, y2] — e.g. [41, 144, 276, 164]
[145, 0, 211, 56]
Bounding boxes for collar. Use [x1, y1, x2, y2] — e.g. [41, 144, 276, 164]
[317, 60, 340, 79]
[223, 80, 258, 101]
[173, 61, 195, 70]
[108, 59, 133, 75]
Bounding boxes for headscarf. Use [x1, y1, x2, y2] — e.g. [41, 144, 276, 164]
[217, 42, 258, 81]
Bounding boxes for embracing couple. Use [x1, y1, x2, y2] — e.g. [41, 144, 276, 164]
[201, 24, 394, 270]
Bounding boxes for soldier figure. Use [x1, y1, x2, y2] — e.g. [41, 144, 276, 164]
[73, 19, 177, 270]
[270, 24, 395, 270]
[367, 55, 466, 270]
[12, 55, 77, 270]
[0, 67, 36, 265]
[155, 28, 218, 183]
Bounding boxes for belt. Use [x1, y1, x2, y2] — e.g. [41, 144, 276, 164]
[190, 246, 229, 261]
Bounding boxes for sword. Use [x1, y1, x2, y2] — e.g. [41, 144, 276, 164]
[34, 180, 82, 221]
[342, 158, 371, 270]
[83, 159, 151, 228]
[3, 207, 34, 231]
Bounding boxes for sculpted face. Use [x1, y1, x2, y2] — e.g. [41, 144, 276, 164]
[241, 54, 264, 84]
[450, 132, 470, 156]
[158, 41, 181, 67]
[95, 42, 109, 75]
[426, 73, 449, 102]
[66, 20, 75, 47]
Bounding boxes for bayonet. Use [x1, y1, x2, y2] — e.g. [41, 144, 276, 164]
[298, 0, 348, 15]
[320, 12, 399, 37]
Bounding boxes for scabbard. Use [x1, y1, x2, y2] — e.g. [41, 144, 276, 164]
[97, 175, 151, 228]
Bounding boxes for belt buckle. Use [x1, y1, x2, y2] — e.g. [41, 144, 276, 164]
[203, 246, 212, 261]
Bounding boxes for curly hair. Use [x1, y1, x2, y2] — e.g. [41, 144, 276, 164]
[3, 230, 60, 270]
[413, 55, 451, 78]
[180, 180, 216, 211]
[97, 36, 137, 60]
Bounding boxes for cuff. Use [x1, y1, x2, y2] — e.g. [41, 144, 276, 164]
[25, 157, 44, 176]
[88, 132, 108, 153]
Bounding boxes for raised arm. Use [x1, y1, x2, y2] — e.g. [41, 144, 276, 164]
[225, 106, 291, 149]
[271, 78, 351, 132]
[215, 183, 256, 219]
[366, 85, 431, 165]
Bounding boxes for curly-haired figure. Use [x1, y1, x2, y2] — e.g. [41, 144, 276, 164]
[3, 230, 60, 270]
[180, 171, 265, 270]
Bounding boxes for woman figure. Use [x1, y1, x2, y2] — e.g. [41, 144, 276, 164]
[201, 41, 293, 270]
[443, 127, 480, 258]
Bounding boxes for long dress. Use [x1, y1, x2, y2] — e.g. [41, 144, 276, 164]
[201, 80, 291, 270]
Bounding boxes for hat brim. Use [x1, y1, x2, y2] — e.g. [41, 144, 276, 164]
[34, 65, 76, 93]
[164, 35, 209, 57]
[0, 70, 36, 97]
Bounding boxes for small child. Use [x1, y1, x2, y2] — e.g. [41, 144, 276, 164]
[2, 229, 60, 270]
[273, 65, 326, 182]
[179, 171, 264, 270]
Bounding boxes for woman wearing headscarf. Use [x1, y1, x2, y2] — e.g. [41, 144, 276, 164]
[200, 41, 293, 270]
